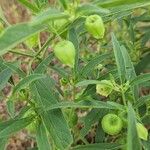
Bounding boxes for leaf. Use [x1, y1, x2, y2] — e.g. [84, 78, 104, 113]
[130, 73, 150, 86]
[68, 28, 79, 76]
[34, 53, 54, 73]
[58, 0, 68, 9]
[18, 0, 39, 13]
[31, 7, 69, 26]
[76, 3, 110, 15]
[71, 143, 123, 150]
[40, 100, 124, 112]
[0, 23, 45, 56]
[120, 45, 138, 101]
[0, 138, 7, 150]
[0, 117, 34, 138]
[0, 68, 12, 91]
[13, 74, 45, 94]
[6, 100, 15, 118]
[3, 61, 26, 78]
[120, 45, 136, 81]
[76, 80, 101, 87]
[111, 33, 125, 83]
[134, 95, 150, 108]
[127, 103, 141, 150]
[80, 109, 108, 138]
[80, 53, 112, 77]
[31, 77, 73, 149]
[36, 121, 51, 150]
[135, 53, 150, 75]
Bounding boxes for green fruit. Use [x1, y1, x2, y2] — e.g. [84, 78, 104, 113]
[101, 114, 123, 135]
[136, 123, 148, 141]
[96, 80, 113, 97]
[85, 14, 105, 39]
[54, 40, 75, 67]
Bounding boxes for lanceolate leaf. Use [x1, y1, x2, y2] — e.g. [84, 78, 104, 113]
[80, 53, 112, 77]
[111, 33, 125, 83]
[40, 100, 124, 112]
[31, 77, 73, 149]
[0, 138, 7, 150]
[31, 7, 69, 26]
[3, 62, 26, 78]
[72, 143, 123, 150]
[0, 117, 34, 138]
[36, 121, 51, 150]
[58, 0, 68, 9]
[80, 109, 108, 138]
[68, 28, 80, 76]
[0, 23, 45, 56]
[127, 103, 141, 150]
[18, 0, 40, 13]
[13, 74, 45, 94]
[0, 68, 12, 91]
[130, 73, 150, 86]
[120, 45, 138, 101]
[76, 80, 101, 87]
[134, 95, 150, 108]
[34, 53, 54, 73]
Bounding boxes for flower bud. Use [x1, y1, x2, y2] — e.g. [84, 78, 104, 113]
[85, 14, 105, 39]
[96, 80, 113, 97]
[54, 40, 75, 67]
[136, 123, 148, 141]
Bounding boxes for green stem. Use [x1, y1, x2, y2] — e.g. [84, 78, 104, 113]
[121, 90, 127, 106]
[9, 49, 39, 58]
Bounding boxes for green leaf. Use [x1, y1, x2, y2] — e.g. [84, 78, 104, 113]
[0, 138, 7, 150]
[13, 74, 45, 94]
[0, 68, 12, 91]
[120, 45, 136, 81]
[18, 0, 39, 13]
[40, 100, 124, 112]
[31, 77, 73, 149]
[68, 28, 79, 76]
[130, 73, 150, 86]
[71, 143, 123, 150]
[76, 80, 101, 87]
[135, 53, 150, 75]
[80, 109, 108, 138]
[76, 3, 110, 15]
[120, 45, 138, 101]
[0, 23, 45, 56]
[80, 53, 112, 77]
[58, 0, 68, 9]
[0, 117, 34, 138]
[6, 100, 15, 118]
[3, 61, 26, 78]
[111, 33, 125, 83]
[134, 95, 150, 108]
[127, 103, 141, 150]
[34, 53, 54, 73]
[31, 7, 69, 26]
[36, 121, 51, 150]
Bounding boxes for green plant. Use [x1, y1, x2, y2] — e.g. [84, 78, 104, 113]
[0, 0, 150, 150]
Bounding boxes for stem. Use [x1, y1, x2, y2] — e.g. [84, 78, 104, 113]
[9, 49, 39, 58]
[121, 90, 127, 106]
[34, 35, 54, 58]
